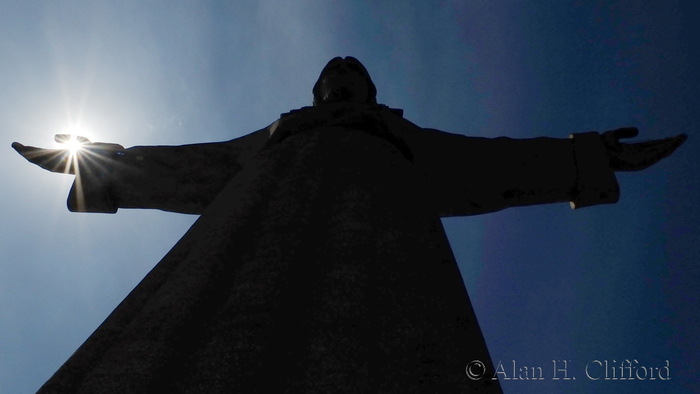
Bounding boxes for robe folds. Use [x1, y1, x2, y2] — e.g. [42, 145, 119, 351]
[40, 103, 618, 393]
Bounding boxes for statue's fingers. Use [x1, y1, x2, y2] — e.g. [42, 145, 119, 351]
[672, 133, 688, 149]
[54, 134, 70, 144]
[12, 142, 26, 154]
[611, 127, 639, 141]
[54, 134, 92, 144]
[601, 127, 639, 149]
[618, 134, 688, 171]
[650, 133, 687, 160]
[633, 134, 687, 158]
[12, 142, 44, 160]
[11, 143, 72, 173]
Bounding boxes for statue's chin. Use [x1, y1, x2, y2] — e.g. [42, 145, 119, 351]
[318, 87, 366, 104]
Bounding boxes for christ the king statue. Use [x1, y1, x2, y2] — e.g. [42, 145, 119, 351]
[13, 57, 685, 393]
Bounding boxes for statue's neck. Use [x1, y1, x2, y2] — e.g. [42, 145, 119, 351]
[281, 103, 403, 119]
[267, 103, 412, 161]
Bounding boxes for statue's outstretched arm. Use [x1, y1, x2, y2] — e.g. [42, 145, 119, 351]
[414, 127, 685, 217]
[12, 128, 270, 214]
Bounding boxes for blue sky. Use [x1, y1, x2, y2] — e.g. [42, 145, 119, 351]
[1, 1, 698, 393]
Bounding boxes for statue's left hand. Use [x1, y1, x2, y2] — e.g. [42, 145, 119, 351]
[601, 127, 687, 171]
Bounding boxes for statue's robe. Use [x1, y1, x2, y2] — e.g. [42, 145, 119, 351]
[39, 103, 618, 393]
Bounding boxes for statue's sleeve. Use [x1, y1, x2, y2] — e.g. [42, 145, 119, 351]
[415, 128, 619, 217]
[68, 128, 270, 214]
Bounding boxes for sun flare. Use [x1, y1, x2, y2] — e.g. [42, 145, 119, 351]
[63, 136, 84, 153]
[55, 131, 91, 154]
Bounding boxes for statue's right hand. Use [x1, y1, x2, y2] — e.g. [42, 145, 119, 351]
[11, 141, 75, 174]
[12, 135, 125, 175]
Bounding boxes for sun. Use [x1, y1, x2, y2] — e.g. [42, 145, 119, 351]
[64, 136, 84, 153]
[55, 132, 91, 153]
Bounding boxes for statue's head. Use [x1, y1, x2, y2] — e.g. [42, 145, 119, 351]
[313, 57, 377, 106]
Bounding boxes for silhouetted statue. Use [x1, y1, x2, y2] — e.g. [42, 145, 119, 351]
[13, 57, 685, 393]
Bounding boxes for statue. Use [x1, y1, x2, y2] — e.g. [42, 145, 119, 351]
[13, 57, 686, 393]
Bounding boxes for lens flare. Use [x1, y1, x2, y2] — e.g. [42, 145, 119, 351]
[55, 133, 91, 153]
[64, 136, 84, 153]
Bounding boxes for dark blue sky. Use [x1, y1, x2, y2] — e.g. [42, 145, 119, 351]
[1, 1, 698, 393]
